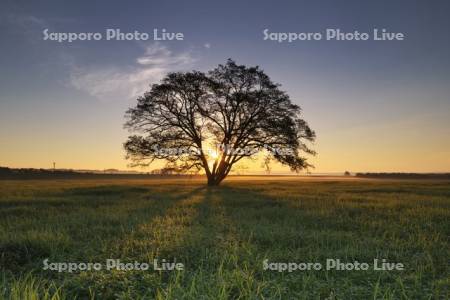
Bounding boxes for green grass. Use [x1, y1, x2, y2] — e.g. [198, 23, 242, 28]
[0, 178, 449, 299]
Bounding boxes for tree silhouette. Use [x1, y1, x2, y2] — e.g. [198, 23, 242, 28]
[124, 60, 316, 185]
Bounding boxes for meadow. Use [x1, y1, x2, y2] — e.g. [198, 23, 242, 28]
[0, 177, 448, 299]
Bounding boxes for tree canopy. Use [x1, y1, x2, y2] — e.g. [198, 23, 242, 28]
[124, 60, 315, 185]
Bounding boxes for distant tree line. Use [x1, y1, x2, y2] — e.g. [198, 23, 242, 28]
[355, 172, 450, 179]
[0, 167, 186, 180]
[0, 167, 80, 179]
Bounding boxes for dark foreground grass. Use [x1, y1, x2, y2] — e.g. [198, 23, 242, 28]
[0, 178, 449, 299]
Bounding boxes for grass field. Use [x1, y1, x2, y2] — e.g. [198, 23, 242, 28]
[0, 177, 449, 299]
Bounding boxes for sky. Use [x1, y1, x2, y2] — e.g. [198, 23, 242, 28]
[0, 0, 449, 173]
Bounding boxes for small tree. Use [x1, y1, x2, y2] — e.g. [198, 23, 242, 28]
[124, 60, 316, 186]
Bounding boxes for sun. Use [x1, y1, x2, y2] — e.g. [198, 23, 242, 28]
[209, 150, 219, 160]
[206, 148, 221, 167]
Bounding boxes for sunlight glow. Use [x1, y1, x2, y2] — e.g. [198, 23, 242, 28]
[206, 147, 222, 169]
[209, 149, 220, 160]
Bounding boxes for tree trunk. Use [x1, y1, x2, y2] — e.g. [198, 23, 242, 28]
[207, 176, 220, 186]
[207, 173, 225, 186]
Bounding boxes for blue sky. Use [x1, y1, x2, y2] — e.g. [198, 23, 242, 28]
[1, 0, 449, 172]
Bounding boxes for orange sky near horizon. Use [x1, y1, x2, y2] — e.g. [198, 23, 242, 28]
[1, 109, 449, 174]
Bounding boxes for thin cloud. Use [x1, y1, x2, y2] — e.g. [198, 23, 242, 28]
[1, 13, 48, 44]
[69, 43, 196, 101]
[2, 14, 48, 28]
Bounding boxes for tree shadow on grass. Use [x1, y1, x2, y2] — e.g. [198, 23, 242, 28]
[52, 185, 211, 299]
[142, 186, 281, 298]
[1, 184, 213, 299]
[197, 185, 375, 298]
[203, 184, 449, 299]
[0, 185, 206, 272]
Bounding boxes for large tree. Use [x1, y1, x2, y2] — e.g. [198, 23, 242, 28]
[124, 60, 316, 186]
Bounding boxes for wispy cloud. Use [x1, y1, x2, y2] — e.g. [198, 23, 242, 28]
[2, 13, 197, 101]
[1, 13, 46, 28]
[69, 43, 196, 101]
[1, 13, 48, 44]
